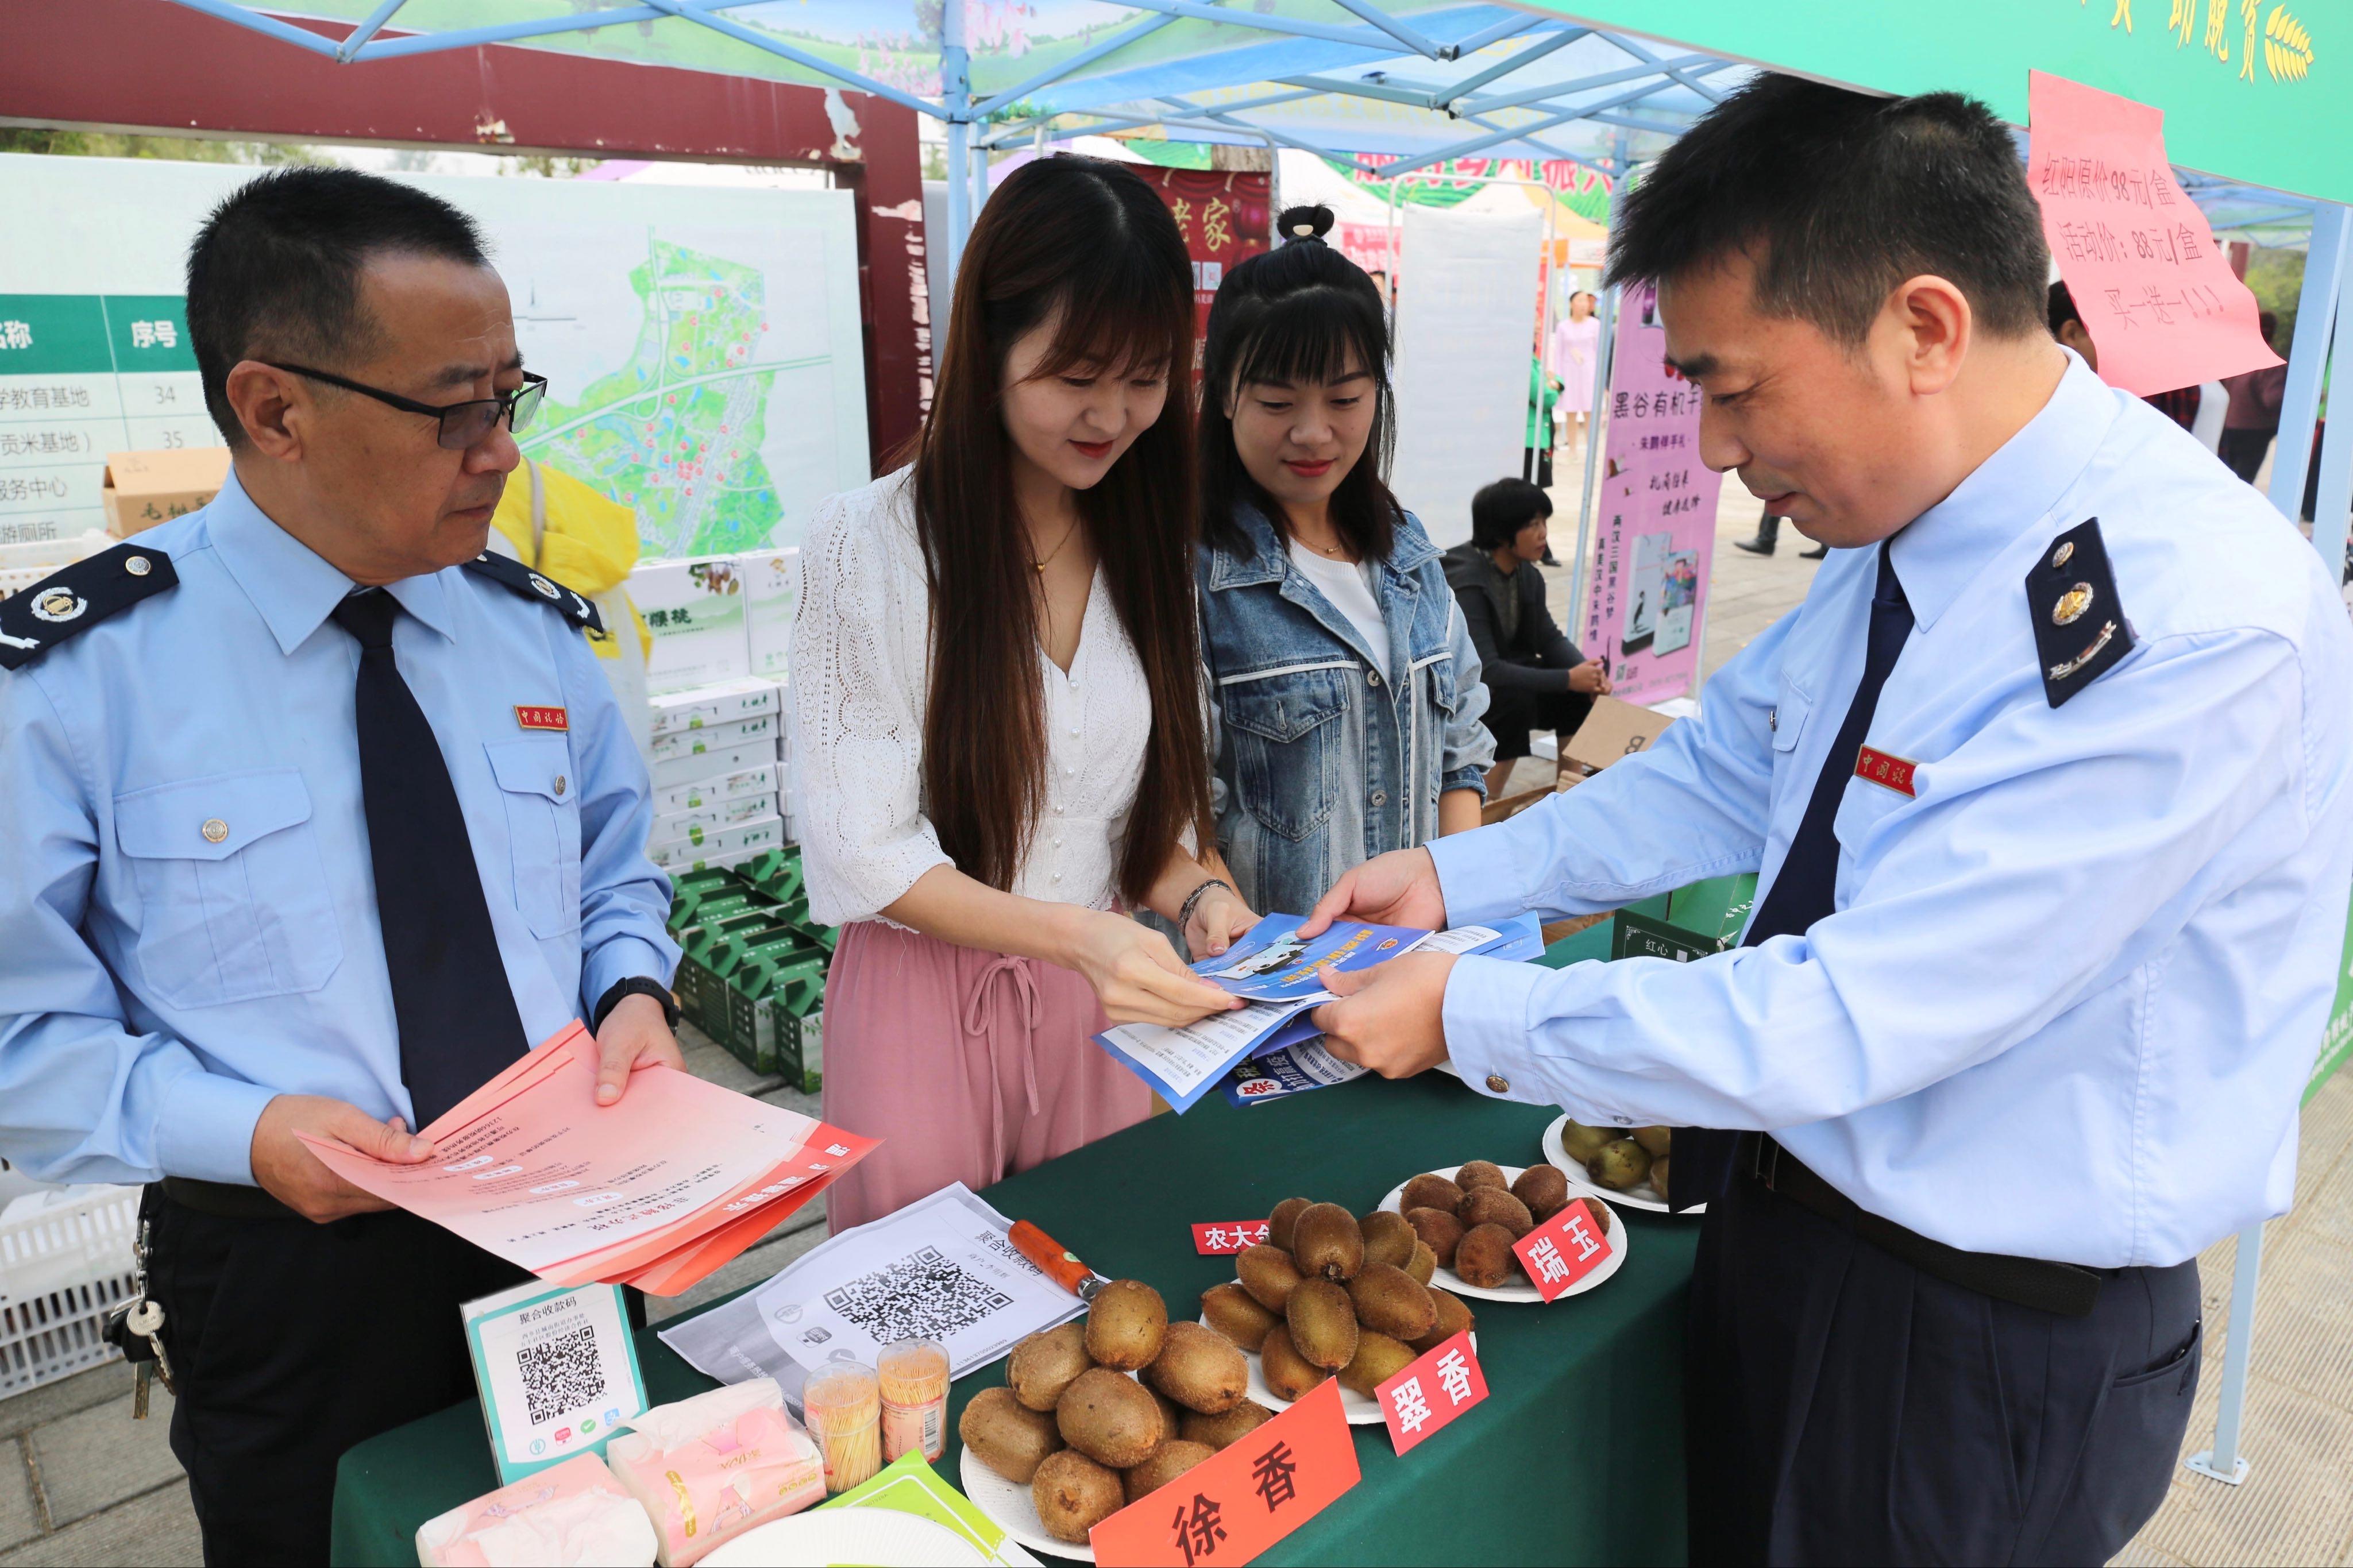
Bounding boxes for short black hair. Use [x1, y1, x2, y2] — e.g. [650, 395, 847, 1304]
[2048, 280, 2082, 335]
[1607, 75, 2049, 346]
[1470, 477, 1552, 550]
[187, 167, 489, 444]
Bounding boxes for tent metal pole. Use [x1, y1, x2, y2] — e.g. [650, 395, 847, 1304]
[1568, 283, 1616, 652]
[152, 0, 342, 57]
[969, 10, 1178, 118]
[2185, 1223, 2263, 1485]
[942, 0, 971, 289]
[970, 138, 990, 225]
[335, 0, 410, 61]
[1324, 0, 1444, 60]
[2310, 241, 2353, 574]
[2269, 202, 2348, 524]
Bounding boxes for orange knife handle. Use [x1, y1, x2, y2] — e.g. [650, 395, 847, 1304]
[1010, 1220, 1094, 1297]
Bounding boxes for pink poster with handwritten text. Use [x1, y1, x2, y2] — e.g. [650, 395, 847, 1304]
[1580, 281, 1722, 705]
[2028, 71, 2280, 397]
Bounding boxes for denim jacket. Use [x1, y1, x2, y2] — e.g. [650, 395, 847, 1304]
[1199, 503, 1495, 918]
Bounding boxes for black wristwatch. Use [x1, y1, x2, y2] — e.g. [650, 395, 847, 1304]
[593, 975, 681, 1032]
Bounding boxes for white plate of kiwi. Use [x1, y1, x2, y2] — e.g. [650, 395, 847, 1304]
[958, 1443, 1098, 1562]
[1541, 1115, 1695, 1215]
[1206, 1297, 1480, 1426]
[1378, 1163, 1629, 1303]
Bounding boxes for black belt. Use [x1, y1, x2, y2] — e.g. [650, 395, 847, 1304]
[1740, 1133, 2106, 1318]
[160, 1177, 298, 1222]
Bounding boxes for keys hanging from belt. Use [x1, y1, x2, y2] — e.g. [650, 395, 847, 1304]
[100, 1218, 175, 1416]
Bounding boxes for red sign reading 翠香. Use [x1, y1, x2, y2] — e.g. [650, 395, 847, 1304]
[1090, 1377, 1358, 1566]
[1511, 1198, 1614, 1303]
[1374, 1330, 1488, 1455]
[1191, 1221, 1271, 1255]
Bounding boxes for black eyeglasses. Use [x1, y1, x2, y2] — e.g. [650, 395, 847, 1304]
[264, 362, 548, 449]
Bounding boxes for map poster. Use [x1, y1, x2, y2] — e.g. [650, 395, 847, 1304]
[0, 153, 869, 556]
[1582, 280, 1721, 705]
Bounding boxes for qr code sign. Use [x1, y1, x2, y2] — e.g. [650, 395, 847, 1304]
[519, 1323, 606, 1425]
[822, 1245, 1012, 1343]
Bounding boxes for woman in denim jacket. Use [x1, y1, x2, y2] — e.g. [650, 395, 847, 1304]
[1195, 207, 1495, 920]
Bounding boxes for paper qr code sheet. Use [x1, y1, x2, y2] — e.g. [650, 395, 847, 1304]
[821, 1246, 1014, 1345]
[518, 1323, 607, 1425]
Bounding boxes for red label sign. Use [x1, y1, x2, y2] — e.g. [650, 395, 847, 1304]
[1091, 1377, 1358, 1566]
[1511, 1199, 1614, 1302]
[1374, 1330, 1487, 1455]
[1854, 744, 1916, 797]
[514, 705, 569, 732]
[1191, 1221, 1270, 1255]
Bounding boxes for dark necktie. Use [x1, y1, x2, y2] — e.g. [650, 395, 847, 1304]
[1671, 543, 1914, 1211]
[332, 589, 529, 1129]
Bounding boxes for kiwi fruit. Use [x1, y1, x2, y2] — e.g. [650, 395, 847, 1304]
[1124, 1439, 1217, 1505]
[1456, 1160, 1508, 1192]
[1560, 1121, 1617, 1163]
[1403, 1207, 1465, 1269]
[1257, 1324, 1329, 1402]
[1588, 1138, 1653, 1192]
[1337, 1331, 1419, 1398]
[1056, 1366, 1166, 1468]
[1284, 1278, 1359, 1370]
[1148, 1384, 1185, 1446]
[1633, 1125, 1673, 1158]
[1146, 1321, 1249, 1415]
[1347, 1262, 1438, 1341]
[1403, 1239, 1437, 1287]
[1573, 1195, 1615, 1236]
[1267, 1196, 1313, 1251]
[1457, 1187, 1535, 1238]
[1357, 1208, 1417, 1270]
[1407, 1287, 1476, 1355]
[1510, 1165, 1571, 1222]
[959, 1387, 1063, 1483]
[1651, 1158, 1671, 1204]
[1236, 1243, 1305, 1312]
[1084, 1279, 1168, 1370]
[1006, 1322, 1093, 1412]
[1181, 1400, 1275, 1451]
[1401, 1173, 1465, 1214]
[1031, 1449, 1125, 1544]
[1291, 1203, 1365, 1282]
[1453, 1222, 1521, 1289]
[1200, 1282, 1279, 1351]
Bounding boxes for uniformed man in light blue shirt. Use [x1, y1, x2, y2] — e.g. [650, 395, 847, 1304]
[1305, 79, 2353, 1563]
[0, 168, 681, 1562]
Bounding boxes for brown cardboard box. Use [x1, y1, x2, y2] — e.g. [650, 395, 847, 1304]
[1558, 696, 1677, 784]
[102, 447, 230, 538]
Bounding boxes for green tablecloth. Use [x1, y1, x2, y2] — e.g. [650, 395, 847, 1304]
[333, 926, 1696, 1566]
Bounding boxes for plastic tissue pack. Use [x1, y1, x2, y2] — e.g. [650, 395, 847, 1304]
[603, 1379, 825, 1566]
[414, 1453, 657, 1567]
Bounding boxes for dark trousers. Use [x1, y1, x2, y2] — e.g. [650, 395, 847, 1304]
[1523, 443, 1555, 488]
[1485, 679, 1595, 760]
[2219, 425, 2274, 484]
[1685, 1172, 2200, 1566]
[146, 1187, 528, 1565]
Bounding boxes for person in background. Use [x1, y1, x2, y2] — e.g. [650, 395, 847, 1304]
[1444, 478, 1612, 797]
[791, 156, 1256, 1232]
[1195, 204, 1494, 920]
[1551, 289, 1602, 447]
[2050, 279, 2208, 434]
[2221, 312, 2290, 483]
[1525, 352, 1562, 489]
[1733, 500, 1829, 559]
[0, 169, 681, 1561]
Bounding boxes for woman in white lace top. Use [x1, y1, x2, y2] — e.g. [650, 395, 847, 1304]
[790, 157, 1259, 1229]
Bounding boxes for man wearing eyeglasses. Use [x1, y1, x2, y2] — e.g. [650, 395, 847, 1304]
[0, 168, 681, 1563]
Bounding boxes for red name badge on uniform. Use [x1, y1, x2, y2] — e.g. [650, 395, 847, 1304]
[515, 705, 569, 732]
[1374, 1330, 1488, 1455]
[1854, 744, 1916, 796]
[1191, 1221, 1270, 1254]
[1511, 1199, 1614, 1302]
[1091, 1378, 1358, 1566]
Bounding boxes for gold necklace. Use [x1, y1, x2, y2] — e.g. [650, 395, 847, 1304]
[1031, 516, 1081, 576]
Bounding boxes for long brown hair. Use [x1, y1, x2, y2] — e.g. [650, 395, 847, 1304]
[912, 155, 1210, 903]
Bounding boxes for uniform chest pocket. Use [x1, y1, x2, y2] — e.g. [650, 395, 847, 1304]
[114, 769, 342, 1009]
[1220, 663, 1355, 842]
[485, 737, 583, 938]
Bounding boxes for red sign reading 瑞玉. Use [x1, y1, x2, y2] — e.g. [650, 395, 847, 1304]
[1191, 1221, 1272, 1255]
[2028, 70, 2282, 398]
[1511, 1199, 1615, 1303]
[1090, 1377, 1357, 1566]
[1374, 1330, 1488, 1455]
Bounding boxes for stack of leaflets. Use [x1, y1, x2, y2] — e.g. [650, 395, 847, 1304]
[1096, 913, 1544, 1112]
[302, 1021, 877, 1295]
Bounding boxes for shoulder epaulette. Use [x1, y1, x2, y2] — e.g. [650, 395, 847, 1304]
[2026, 517, 2135, 708]
[0, 543, 179, 671]
[461, 551, 604, 635]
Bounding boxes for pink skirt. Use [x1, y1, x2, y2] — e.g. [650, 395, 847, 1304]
[820, 920, 1152, 1233]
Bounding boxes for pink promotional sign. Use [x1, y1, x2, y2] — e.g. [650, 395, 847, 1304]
[2027, 71, 2281, 397]
[1581, 280, 1722, 705]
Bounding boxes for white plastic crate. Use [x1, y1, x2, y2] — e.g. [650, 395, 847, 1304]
[0, 1184, 141, 1399]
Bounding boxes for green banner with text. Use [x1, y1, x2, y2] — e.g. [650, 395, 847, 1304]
[1530, 1, 2341, 202]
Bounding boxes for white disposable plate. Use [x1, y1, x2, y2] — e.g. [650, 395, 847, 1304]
[961, 1436, 1098, 1562]
[1379, 1163, 1628, 1303]
[1540, 1114, 1699, 1215]
[1205, 1299, 1477, 1425]
[697, 1508, 992, 1567]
